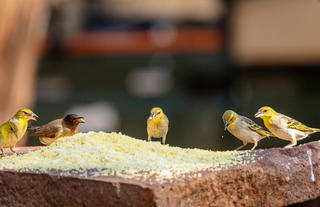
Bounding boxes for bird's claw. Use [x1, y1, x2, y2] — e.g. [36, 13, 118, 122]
[0, 149, 5, 157]
[10, 148, 17, 154]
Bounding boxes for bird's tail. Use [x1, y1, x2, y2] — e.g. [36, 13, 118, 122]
[312, 128, 320, 132]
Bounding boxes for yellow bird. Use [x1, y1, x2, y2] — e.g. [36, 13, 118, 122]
[222, 110, 271, 150]
[255, 106, 320, 148]
[0, 108, 38, 156]
[147, 107, 169, 144]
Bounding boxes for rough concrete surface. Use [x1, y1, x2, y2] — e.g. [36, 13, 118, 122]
[0, 142, 320, 207]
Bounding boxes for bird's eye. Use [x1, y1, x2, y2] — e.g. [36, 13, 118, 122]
[263, 110, 267, 112]
[157, 112, 161, 115]
[24, 112, 28, 115]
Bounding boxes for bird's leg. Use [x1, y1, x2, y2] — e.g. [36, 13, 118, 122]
[10, 147, 17, 154]
[0, 148, 5, 157]
[284, 135, 297, 148]
[161, 136, 166, 145]
[251, 142, 258, 150]
[147, 135, 151, 142]
[235, 143, 247, 150]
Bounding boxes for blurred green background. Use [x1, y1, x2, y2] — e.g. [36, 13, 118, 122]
[33, 56, 320, 151]
[27, 0, 320, 152]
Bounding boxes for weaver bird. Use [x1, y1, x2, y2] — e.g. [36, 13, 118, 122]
[28, 114, 85, 146]
[147, 107, 169, 144]
[255, 106, 320, 148]
[0, 108, 38, 156]
[223, 110, 271, 150]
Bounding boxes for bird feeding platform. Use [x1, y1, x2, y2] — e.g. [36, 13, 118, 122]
[0, 132, 319, 206]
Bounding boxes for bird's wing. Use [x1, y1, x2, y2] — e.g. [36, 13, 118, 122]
[8, 121, 18, 134]
[242, 116, 271, 136]
[30, 119, 63, 138]
[278, 113, 312, 132]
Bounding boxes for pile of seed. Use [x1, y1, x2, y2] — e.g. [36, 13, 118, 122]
[0, 132, 257, 183]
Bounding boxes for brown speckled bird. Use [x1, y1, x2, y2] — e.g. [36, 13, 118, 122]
[28, 114, 85, 145]
[147, 107, 169, 144]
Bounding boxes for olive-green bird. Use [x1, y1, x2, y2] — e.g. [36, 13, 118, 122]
[255, 106, 320, 148]
[223, 110, 271, 150]
[0, 108, 38, 156]
[147, 107, 169, 144]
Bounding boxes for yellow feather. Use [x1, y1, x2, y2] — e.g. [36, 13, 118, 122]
[287, 121, 313, 132]
[0, 108, 37, 156]
[222, 110, 270, 150]
[147, 107, 169, 144]
[256, 106, 320, 148]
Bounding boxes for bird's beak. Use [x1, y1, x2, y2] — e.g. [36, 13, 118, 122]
[75, 117, 86, 123]
[224, 120, 230, 131]
[29, 112, 39, 121]
[75, 117, 85, 123]
[149, 112, 156, 120]
[13, 131, 18, 138]
[255, 111, 263, 118]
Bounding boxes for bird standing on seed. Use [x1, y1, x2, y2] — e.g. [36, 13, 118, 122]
[28, 114, 85, 146]
[222, 110, 271, 150]
[255, 106, 320, 148]
[0, 108, 38, 156]
[147, 107, 169, 144]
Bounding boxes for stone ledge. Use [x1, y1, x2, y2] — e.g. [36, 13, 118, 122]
[0, 142, 320, 206]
